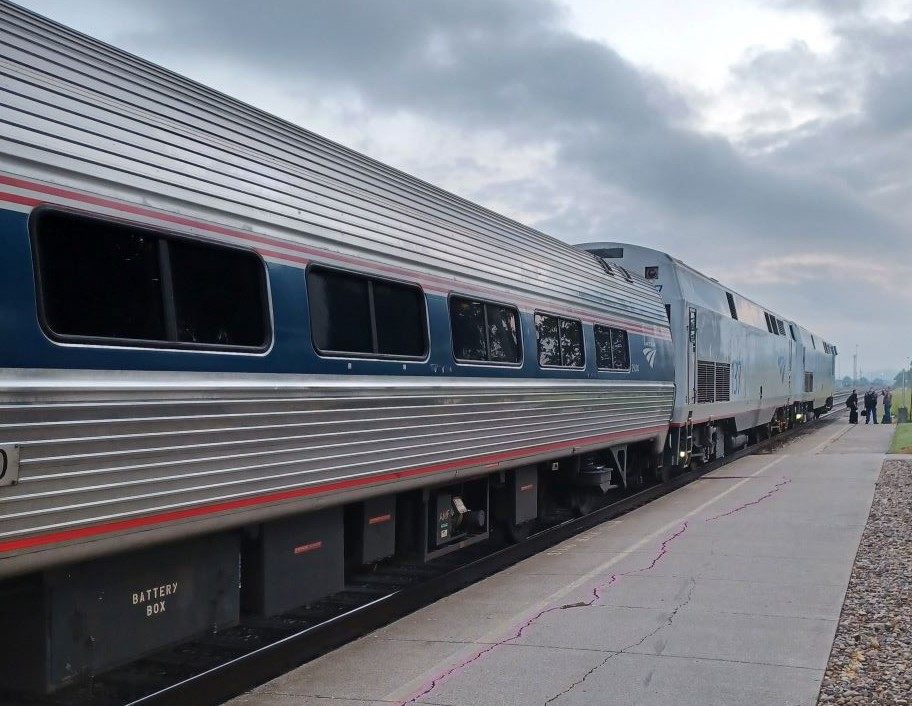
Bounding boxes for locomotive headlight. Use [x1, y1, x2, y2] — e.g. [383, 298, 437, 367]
[679, 451, 687, 458]
[796, 413, 804, 420]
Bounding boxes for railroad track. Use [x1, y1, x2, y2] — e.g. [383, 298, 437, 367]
[5, 397, 849, 706]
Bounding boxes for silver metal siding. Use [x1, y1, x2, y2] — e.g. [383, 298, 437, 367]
[0, 370, 674, 576]
[0, 4, 666, 327]
[0, 4, 677, 578]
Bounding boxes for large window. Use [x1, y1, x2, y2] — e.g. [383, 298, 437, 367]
[450, 296, 521, 364]
[594, 325, 630, 370]
[307, 267, 427, 358]
[535, 313, 584, 368]
[33, 209, 269, 349]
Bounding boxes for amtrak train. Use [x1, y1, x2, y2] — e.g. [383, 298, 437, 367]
[0, 2, 835, 694]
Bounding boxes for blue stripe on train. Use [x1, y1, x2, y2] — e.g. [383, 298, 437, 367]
[0, 208, 674, 382]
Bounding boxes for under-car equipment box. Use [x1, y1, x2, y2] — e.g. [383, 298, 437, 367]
[0, 532, 240, 693]
[242, 506, 344, 616]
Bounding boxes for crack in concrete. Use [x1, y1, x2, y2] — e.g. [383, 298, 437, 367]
[398, 474, 793, 705]
[591, 521, 689, 603]
[542, 578, 697, 705]
[398, 523, 690, 705]
[703, 477, 791, 522]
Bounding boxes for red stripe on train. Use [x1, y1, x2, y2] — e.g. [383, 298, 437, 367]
[0, 424, 667, 554]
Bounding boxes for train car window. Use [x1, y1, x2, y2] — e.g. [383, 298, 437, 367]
[309, 267, 426, 358]
[535, 314, 584, 368]
[36, 214, 166, 341]
[594, 325, 630, 370]
[33, 209, 269, 350]
[611, 328, 630, 369]
[451, 298, 487, 360]
[169, 239, 268, 347]
[486, 303, 521, 363]
[373, 280, 426, 356]
[309, 269, 373, 354]
[644, 266, 659, 280]
[726, 292, 738, 320]
[450, 297, 520, 364]
[560, 318, 585, 367]
[535, 314, 562, 367]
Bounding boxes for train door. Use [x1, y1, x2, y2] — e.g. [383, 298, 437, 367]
[788, 337, 793, 400]
[687, 307, 697, 404]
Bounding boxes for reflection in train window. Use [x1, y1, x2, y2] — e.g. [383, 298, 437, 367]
[535, 313, 584, 368]
[595, 325, 630, 370]
[450, 296, 521, 364]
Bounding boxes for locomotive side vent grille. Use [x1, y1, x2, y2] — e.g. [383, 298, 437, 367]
[697, 361, 715, 403]
[697, 360, 731, 403]
[715, 363, 731, 402]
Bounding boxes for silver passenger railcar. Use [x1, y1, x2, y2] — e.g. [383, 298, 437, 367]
[0, 3, 675, 692]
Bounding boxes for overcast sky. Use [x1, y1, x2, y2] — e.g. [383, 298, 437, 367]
[16, 0, 912, 376]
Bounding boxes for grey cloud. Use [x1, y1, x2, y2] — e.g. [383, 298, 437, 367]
[13, 0, 912, 367]
[105, 0, 903, 255]
[764, 0, 871, 15]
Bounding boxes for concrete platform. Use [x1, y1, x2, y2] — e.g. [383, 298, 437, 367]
[228, 419, 894, 706]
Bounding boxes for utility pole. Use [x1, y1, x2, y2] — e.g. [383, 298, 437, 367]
[853, 346, 858, 386]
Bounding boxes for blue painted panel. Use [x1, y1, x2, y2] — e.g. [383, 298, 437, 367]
[0, 207, 674, 384]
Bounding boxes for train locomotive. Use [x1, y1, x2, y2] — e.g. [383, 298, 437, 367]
[579, 244, 837, 468]
[0, 1, 835, 695]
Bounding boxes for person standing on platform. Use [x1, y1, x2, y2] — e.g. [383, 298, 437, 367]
[864, 389, 877, 424]
[847, 390, 858, 424]
[882, 388, 893, 424]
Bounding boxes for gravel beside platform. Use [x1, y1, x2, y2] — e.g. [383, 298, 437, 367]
[818, 458, 912, 706]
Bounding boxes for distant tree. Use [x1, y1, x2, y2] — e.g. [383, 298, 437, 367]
[894, 369, 912, 388]
[859, 377, 870, 386]
[841, 376, 853, 387]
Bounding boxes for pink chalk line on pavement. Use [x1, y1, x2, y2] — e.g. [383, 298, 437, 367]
[397, 474, 791, 705]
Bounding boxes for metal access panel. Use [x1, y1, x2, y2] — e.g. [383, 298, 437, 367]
[242, 507, 344, 616]
[357, 495, 396, 564]
[511, 465, 539, 524]
[0, 533, 240, 694]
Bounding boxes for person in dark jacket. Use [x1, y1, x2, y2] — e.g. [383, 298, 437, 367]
[847, 390, 858, 424]
[864, 389, 878, 424]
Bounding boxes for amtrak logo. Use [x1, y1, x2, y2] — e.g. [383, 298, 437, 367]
[643, 340, 657, 368]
